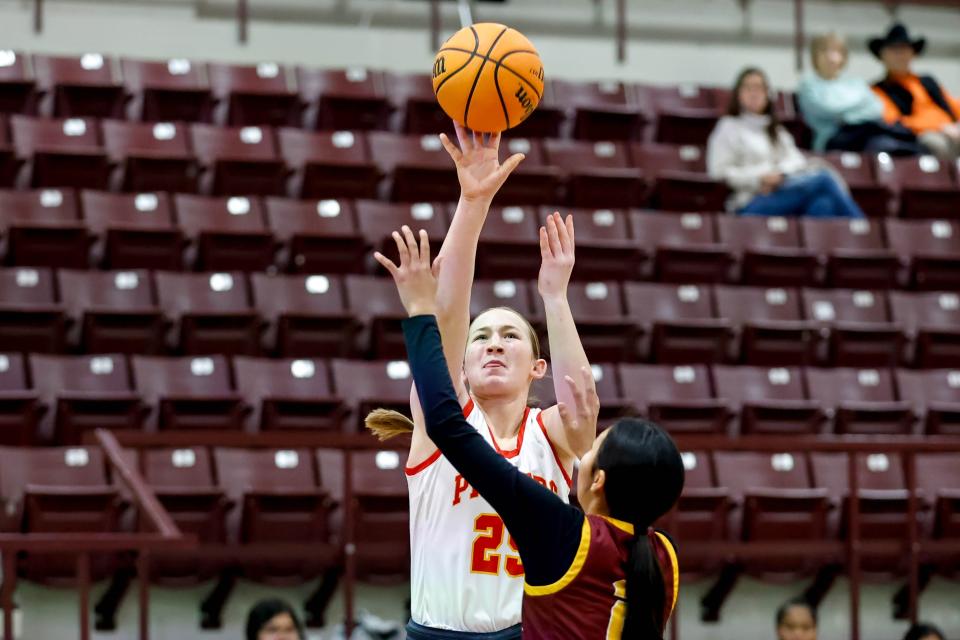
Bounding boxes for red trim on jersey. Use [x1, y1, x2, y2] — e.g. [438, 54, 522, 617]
[537, 411, 573, 488]
[404, 448, 441, 476]
[461, 398, 475, 418]
[487, 406, 529, 459]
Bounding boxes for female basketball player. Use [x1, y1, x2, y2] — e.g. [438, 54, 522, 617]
[376, 227, 684, 639]
[366, 123, 597, 639]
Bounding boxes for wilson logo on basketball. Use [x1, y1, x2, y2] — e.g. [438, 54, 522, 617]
[531, 67, 544, 81]
[515, 85, 535, 115]
[433, 56, 447, 79]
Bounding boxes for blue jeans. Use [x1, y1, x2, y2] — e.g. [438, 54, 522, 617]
[739, 170, 865, 218]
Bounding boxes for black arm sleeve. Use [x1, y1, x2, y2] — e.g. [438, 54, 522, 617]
[403, 314, 584, 586]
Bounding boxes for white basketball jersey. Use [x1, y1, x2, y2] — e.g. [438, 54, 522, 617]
[406, 399, 572, 632]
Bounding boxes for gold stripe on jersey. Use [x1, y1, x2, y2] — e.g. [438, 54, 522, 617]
[601, 516, 634, 535]
[523, 518, 591, 596]
[654, 531, 680, 616]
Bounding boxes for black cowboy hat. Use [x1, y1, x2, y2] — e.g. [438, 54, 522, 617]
[869, 23, 926, 59]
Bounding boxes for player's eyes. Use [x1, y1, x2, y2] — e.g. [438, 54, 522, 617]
[505, 333, 520, 339]
[472, 334, 487, 342]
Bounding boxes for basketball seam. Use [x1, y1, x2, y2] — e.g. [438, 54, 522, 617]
[463, 26, 510, 130]
[492, 62, 511, 131]
[497, 53, 544, 102]
[434, 27, 481, 97]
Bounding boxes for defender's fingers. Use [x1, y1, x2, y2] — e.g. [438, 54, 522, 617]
[417, 229, 431, 264]
[373, 251, 399, 277]
[392, 231, 410, 264]
[400, 225, 419, 262]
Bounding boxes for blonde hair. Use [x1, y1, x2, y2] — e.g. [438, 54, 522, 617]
[364, 306, 541, 441]
[811, 32, 848, 73]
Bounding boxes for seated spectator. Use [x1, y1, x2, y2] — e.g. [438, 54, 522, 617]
[776, 597, 817, 640]
[870, 23, 960, 161]
[707, 67, 865, 218]
[245, 599, 306, 640]
[798, 32, 923, 155]
[903, 623, 946, 640]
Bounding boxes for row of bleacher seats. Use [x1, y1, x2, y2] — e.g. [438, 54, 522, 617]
[2, 115, 960, 217]
[1, 352, 959, 446]
[0, 190, 958, 289]
[2, 266, 959, 365]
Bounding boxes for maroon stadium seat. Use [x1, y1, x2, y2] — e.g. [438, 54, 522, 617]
[530, 363, 633, 421]
[367, 132, 459, 202]
[297, 67, 391, 132]
[713, 365, 825, 436]
[0, 187, 88, 268]
[715, 286, 818, 366]
[618, 364, 731, 435]
[10, 115, 109, 190]
[233, 356, 345, 433]
[355, 200, 448, 274]
[0, 353, 43, 446]
[543, 139, 645, 208]
[351, 449, 409, 580]
[564, 281, 637, 362]
[154, 271, 262, 356]
[806, 367, 917, 435]
[190, 123, 287, 196]
[469, 279, 540, 324]
[890, 291, 960, 368]
[264, 197, 366, 274]
[650, 84, 721, 147]
[494, 138, 562, 205]
[475, 205, 541, 280]
[29, 353, 144, 445]
[662, 450, 730, 574]
[173, 194, 276, 272]
[884, 219, 960, 291]
[622, 282, 732, 364]
[716, 215, 819, 287]
[800, 217, 900, 289]
[536, 208, 642, 280]
[32, 53, 125, 118]
[554, 79, 648, 141]
[0, 51, 38, 115]
[914, 453, 960, 543]
[81, 190, 185, 271]
[897, 369, 960, 436]
[207, 62, 301, 128]
[630, 211, 732, 284]
[344, 275, 408, 359]
[505, 79, 566, 140]
[132, 355, 248, 432]
[631, 143, 728, 212]
[0, 114, 21, 187]
[875, 153, 960, 220]
[278, 129, 381, 200]
[802, 288, 905, 367]
[251, 273, 358, 358]
[330, 359, 412, 432]
[820, 152, 893, 217]
[57, 269, 166, 355]
[0, 266, 67, 353]
[121, 57, 214, 123]
[101, 120, 198, 194]
[386, 72, 453, 136]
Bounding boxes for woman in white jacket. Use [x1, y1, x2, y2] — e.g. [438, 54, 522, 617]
[707, 67, 865, 218]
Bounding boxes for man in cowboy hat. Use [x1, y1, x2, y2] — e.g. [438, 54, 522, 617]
[870, 23, 960, 160]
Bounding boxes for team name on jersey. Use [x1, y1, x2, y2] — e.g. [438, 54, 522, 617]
[452, 472, 560, 506]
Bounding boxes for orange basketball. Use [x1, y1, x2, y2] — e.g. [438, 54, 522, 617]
[432, 23, 545, 133]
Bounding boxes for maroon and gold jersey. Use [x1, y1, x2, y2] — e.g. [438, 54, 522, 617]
[521, 515, 679, 640]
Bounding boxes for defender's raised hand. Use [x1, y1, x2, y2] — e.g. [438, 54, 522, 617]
[537, 212, 576, 300]
[439, 121, 525, 204]
[556, 366, 600, 437]
[374, 226, 443, 318]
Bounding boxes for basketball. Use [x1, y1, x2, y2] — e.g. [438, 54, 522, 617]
[432, 23, 545, 133]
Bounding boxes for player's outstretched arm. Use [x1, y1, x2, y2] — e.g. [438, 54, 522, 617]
[537, 212, 599, 460]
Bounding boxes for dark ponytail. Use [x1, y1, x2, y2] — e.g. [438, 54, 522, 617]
[596, 419, 685, 638]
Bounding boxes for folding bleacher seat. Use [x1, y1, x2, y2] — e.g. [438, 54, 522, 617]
[630, 211, 732, 283]
[0, 115, 22, 188]
[81, 190, 185, 270]
[121, 57, 214, 123]
[821, 152, 893, 217]
[529, 363, 634, 421]
[553, 79, 648, 141]
[623, 282, 732, 364]
[154, 271, 262, 356]
[0, 266, 67, 353]
[29, 353, 145, 445]
[801, 217, 900, 289]
[469, 279, 541, 329]
[890, 291, 960, 368]
[806, 367, 917, 435]
[494, 138, 562, 205]
[713, 451, 830, 574]
[101, 120, 198, 194]
[190, 123, 287, 196]
[132, 355, 248, 431]
[897, 369, 960, 436]
[537, 208, 642, 280]
[631, 143, 729, 212]
[543, 139, 645, 208]
[716, 215, 819, 287]
[507, 81, 567, 140]
[885, 219, 960, 291]
[173, 194, 276, 272]
[32, 53, 125, 118]
[802, 288, 904, 367]
[278, 129, 381, 199]
[0, 353, 43, 446]
[618, 364, 731, 434]
[297, 67, 391, 131]
[10, 115, 110, 189]
[650, 84, 721, 147]
[355, 200, 448, 274]
[875, 153, 960, 220]
[387, 72, 453, 136]
[251, 273, 358, 358]
[207, 62, 301, 127]
[213, 447, 337, 581]
[914, 453, 960, 543]
[234, 357, 345, 432]
[564, 281, 637, 362]
[0, 50, 38, 115]
[713, 365, 825, 436]
[57, 269, 166, 355]
[367, 132, 459, 202]
[330, 359, 412, 432]
[715, 286, 818, 366]
[344, 276, 408, 359]
[351, 449, 409, 580]
[6, 188, 80, 271]
[474, 205, 541, 280]
[264, 197, 366, 274]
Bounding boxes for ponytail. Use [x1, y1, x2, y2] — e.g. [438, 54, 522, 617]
[364, 409, 415, 441]
[623, 528, 667, 639]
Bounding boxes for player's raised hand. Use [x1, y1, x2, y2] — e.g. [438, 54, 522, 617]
[537, 211, 576, 300]
[439, 120, 525, 205]
[556, 366, 600, 436]
[374, 226, 443, 318]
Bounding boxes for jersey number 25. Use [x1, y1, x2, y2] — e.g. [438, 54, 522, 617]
[471, 513, 523, 577]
